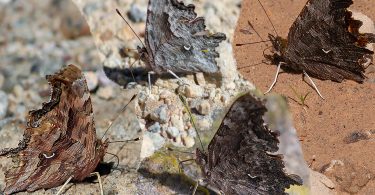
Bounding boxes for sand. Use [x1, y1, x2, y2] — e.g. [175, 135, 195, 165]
[234, 0, 375, 194]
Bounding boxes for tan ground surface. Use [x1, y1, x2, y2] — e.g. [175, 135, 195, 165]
[234, 0, 375, 194]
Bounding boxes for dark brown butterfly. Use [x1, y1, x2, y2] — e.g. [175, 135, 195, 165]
[195, 93, 301, 194]
[136, 0, 226, 74]
[266, 0, 375, 83]
[0, 65, 108, 194]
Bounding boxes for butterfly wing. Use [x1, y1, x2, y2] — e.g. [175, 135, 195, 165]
[196, 94, 300, 195]
[144, 0, 226, 74]
[282, 0, 374, 82]
[0, 65, 107, 194]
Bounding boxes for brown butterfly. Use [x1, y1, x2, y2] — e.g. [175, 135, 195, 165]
[0, 65, 108, 194]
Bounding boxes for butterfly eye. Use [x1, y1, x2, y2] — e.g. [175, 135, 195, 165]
[183, 45, 192, 51]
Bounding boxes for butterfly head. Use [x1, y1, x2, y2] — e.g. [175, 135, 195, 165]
[265, 34, 288, 64]
[95, 139, 109, 158]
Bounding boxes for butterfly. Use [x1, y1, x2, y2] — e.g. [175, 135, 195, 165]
[0, 65, 108, 194]
[119, 0, 226, 76]
[195, 93, 301, 194]
[265, 0, 375, 83]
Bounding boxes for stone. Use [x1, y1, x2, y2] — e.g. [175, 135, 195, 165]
[195, 72, 206, 86]
[187, 128, 197, 138]
[166, 126, 180, 138]
[97, 86, 114, 100]
[148, 122, 161, 133]
[137, 91, 148, 105]
[182, 136, 195, 148]
[155, 79, 179, 89]
[0, 73, 4, 89]
[13, 85, 24, 99]
[159, 90, 172, 100]
[196, 117, 211, 131]
[127, 4, 147, 23]
[141, 131, 165, 159]
[59, 1, 91, 39]
[323, 160, 373, 193]
[196, 100, 211, 115]
[84, 71, 99, 91]
[183, 84, 203, 98]
[150, 104, 170, 124]
[221, 94, 231, 105]
[170, 114, 184, 132]
[225, 81, 236, 90]
[0, 90, 8, 119]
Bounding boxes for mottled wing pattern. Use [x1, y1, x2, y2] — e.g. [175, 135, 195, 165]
[144, 0, 226, 74]
[283, 0, 374, 82]
[196, 94, 300, 195]
[0, 65, 107, 194]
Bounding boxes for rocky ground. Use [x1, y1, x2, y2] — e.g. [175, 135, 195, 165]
[0, 0, 336, 194]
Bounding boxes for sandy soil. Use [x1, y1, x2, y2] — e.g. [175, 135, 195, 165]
[234, 0, 375, 194]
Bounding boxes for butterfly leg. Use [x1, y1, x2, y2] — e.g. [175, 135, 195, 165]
[303, 70, 325, 100]
[148, 71, 155, 94]
[167, 69, 189, 86]
[264, 62, 283, 94]
[90, 172, 104, 195]
[56, 175, 73, 195]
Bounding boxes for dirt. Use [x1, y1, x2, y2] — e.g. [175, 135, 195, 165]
[234, 0, 375, 194]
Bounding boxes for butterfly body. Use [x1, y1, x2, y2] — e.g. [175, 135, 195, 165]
[141, 0, 226, 74]
[195, 94, 300, 195]
[267, 0, 375, 82]
[0, 65, 107, 194]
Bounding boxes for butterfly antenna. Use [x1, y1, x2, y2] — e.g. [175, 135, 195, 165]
[108, 137, 140, 144]
[236, 40, 271, 46]
[256, 0, 279, 37]
[116, 9, 146, 48]
[247, 20, 265, 41]
[101, 94, 137, 141]
[178, 95, 204, 151]
[237, 61, 267, 71]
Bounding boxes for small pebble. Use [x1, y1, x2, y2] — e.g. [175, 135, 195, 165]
[166, 126, 180, 138]
[84, 71, 99, 91]
[171, 114, 184, 131]
[150, 104, 170, 124]
[195, 72, 206, 86]
[183, 85, 203, 98]
[196, 117, 211, 131]
[13, 85, 24, 99]
[127, 4, 146, 23]
[0, 90, 8, 119]
[196, 100, 211, 115]
[0, 73, 4, 89]
[187, 128, 197, 138]
[148, 122, 161, 133]
[97, 86, 114, 100]
[182, 136, 195, 148]
[159, 90, 172, 100]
